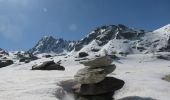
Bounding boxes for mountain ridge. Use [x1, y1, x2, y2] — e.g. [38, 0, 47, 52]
[1, 24, 170, 55]
[28, 36, 75, 54]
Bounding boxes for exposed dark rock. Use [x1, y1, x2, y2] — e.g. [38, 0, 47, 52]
[78, 92, 114, 100]
[2, 57, 7, 59]
[120, 32, 137, 39]
[108, 55, 119, 60]
[118, 96, 157, 100]
[43, 54, 52, 58]
[24, 60, 30, 63]
[162, 74, 170, 82]
[91, 48, 100, 52]
[0, 60, 13, 68]
[156, 54, 170, 60]
[46, 64, 65, 70]
[19, 58, 26, 62]
[79, 52, 89, 58]
[77, 77, 124, 96]
[75, 58, 89, 61]
[32, 60, 65, 70]
[136, 47, 146, 51]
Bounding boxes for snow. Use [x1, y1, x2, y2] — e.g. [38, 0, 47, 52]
[0, 56, 83, 100]
[0, 53, 170, 100]
[154, 24, 170, 35]
[79, 40, 101, 54]
[113, 54, 170, 100]
[99, 39, 132, 55]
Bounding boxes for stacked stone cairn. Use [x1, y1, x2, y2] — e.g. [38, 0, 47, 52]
[73, 56, 125, 100]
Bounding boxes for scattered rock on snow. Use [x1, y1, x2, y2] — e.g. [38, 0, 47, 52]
[156, 54, 170, 60]
[79, 52, 89, 58]
[43, 54, 52, 58]
[162, 74, 170, 82]
[32, 60, 65, 70]
[0, 60, 13, 68]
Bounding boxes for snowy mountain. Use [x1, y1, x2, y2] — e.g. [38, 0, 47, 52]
[28, 36, 75, 54]
[74, 24, 145, 51]
[28, 24, 170, 55]
[74, 24, 145, 54]
[74, 24, 170, 55]
[0, 48, 9, 59]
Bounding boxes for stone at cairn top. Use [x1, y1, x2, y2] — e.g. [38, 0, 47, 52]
[80, 56, 113, 68]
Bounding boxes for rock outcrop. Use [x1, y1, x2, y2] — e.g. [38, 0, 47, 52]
[78, 52, 89, 58]
[32, 61, 65, 70]
[0, 60, 13, 68]
[57, 56, 124, 100]
[74, 56, 124, 100]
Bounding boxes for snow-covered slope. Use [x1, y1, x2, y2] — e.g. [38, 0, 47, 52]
[0, 53, 170, 100]
[154, 24, 170, 35]
[74, 24, 170, 55]
[135, 24, 170, 53]
[28, 36, 75, 54]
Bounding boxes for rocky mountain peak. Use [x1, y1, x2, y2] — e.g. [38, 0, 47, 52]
[28, 36, 75, 54]
[74, 24, 145, 51]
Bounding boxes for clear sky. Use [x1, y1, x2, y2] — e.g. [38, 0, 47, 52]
[0, 0, 170, 51]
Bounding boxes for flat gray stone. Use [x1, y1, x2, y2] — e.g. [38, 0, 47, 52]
[74, 64, 116, 84]
[80, 56, 113, 68]
[74, 67, 106, 84]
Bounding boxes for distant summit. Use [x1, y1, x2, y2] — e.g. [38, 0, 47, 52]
[28, 36, 75, 54]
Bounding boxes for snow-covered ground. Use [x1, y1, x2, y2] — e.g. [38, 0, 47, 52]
[0, 54, 170, 100]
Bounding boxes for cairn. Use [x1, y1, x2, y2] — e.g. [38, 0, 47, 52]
[74, 56, 124, 100]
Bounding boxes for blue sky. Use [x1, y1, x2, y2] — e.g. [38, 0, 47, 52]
[0, 0, 170, 51]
